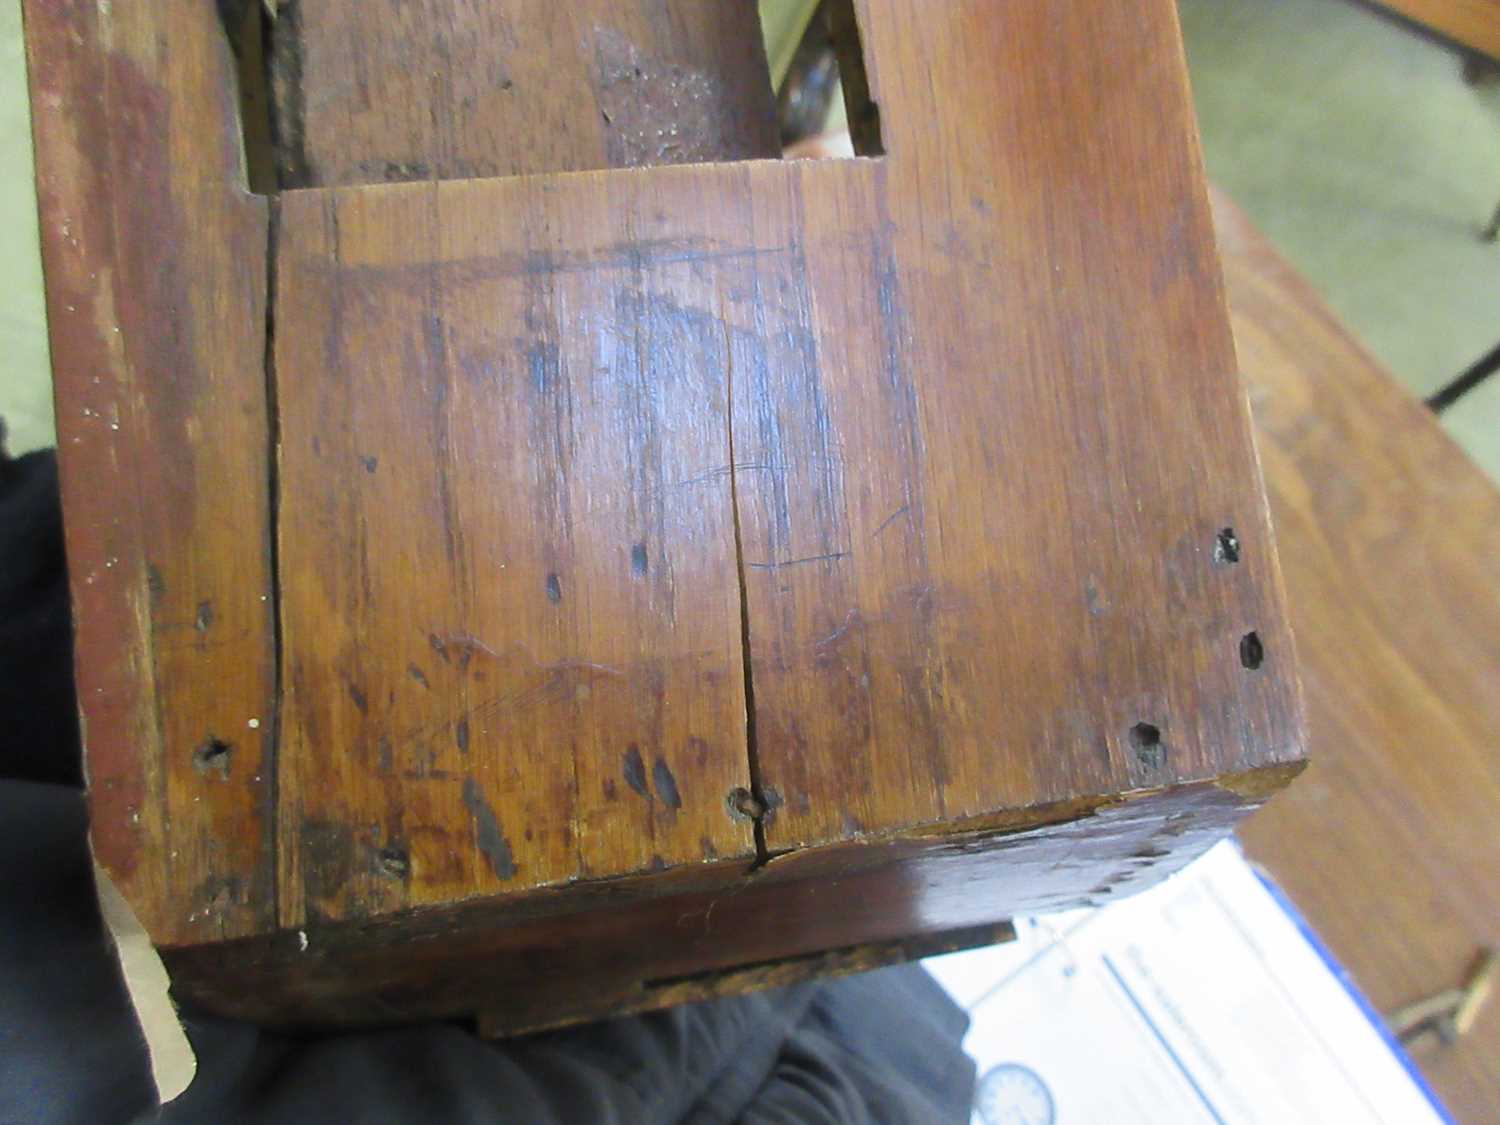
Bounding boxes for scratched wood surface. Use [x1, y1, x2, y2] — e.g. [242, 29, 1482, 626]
[269, 0, 781, 187]
[34, 0, 1307, 1028]
[274, 175, 760, 920]
[1218, 191, 1500, 1117]
[272, 0, 1303, 926]
[24, 0, 276, 945]
[735, 0, 1304, 852]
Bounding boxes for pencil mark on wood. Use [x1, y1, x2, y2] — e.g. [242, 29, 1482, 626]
[871, 504, 909, 539]
[746, 551, 850, 570]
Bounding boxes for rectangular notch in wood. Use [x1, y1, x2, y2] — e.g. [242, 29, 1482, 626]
[219, 0, 884, 191]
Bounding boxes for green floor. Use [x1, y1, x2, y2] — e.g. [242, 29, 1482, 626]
[1, 0, 1496, 477]
[1180, 0, 1500, 482]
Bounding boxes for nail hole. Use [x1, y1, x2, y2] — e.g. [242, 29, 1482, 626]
[1214, 527, 1240, 565]
[726, 787, 766, 822]
[193, 737, 233, 778]
[376, 846, 410, 880]
[1240, 631, 1264, 670]
[1129, 722, 1165, 769]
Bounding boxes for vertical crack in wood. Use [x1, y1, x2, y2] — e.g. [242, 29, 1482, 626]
[722, 309, 771, 869]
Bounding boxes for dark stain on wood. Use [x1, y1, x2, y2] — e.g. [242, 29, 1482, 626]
[461, 777, 516, 880]
[146, 563, 166, 604]
[454, 717, 470, 754]
[631, 542, 649, 576]
[623, 745, 650, 800]
[407, 663, 429, 688]
[300, 820, 355, 905]
[652, 757, 682, 810]
[545, 573, 562, 604]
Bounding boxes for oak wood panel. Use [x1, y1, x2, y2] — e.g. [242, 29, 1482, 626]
[1370, 0, 1500, 59]
[269, 0, 781, 188]
[1219, 191, 1500, 1118]
[24, 0, 276, 944]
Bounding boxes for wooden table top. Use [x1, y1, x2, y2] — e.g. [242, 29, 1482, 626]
[1218, 188, 1500, 1119]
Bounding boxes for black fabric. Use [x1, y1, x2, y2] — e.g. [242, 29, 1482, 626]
[0, 444, 976, 1124]
[0, 443, 80, 787]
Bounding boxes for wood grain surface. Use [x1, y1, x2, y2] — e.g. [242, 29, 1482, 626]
[167, 773, 1287, 1031]
[33, 0, 1308, 1029]
[1218, 190, 1500, 1118]
[24, 0, 277, 945]
[735, 0, 1304, 854]
[269, 0, 781, 187]
[273, 174, 759, 921]
[271, 0, 1302, 927]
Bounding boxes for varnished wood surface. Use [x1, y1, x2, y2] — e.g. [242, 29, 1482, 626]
[270, 0, 781, 187]
[167, 773, 1286, 1031]
[739, 0, 1303, 852]
[272, 0, 1303, 928]
[24, 0, 277, 944]
[33, 0, 1307, 1029]
[1219, 190, 1500, 1118]
[1370, 0, 1500, 59]
[273, 175, 759, 920]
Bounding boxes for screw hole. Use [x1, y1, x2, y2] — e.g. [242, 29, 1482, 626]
[193, 737, 233, 778]
[1214, 527, 1240, 565]
[1240, 631, 1264, 670]
[726, 787, 766, 822]
[376, 846, 411, 880]
[1129, 722, 1165, 769]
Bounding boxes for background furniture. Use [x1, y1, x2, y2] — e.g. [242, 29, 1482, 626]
[1218, 188, 1500, 1118]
